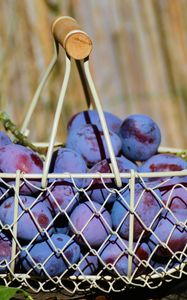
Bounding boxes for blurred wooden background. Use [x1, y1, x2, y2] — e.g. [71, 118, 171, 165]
[0, 0, 187, 149]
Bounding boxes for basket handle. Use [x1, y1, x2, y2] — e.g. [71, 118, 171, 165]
[42, 16, 122, 188]
[52, 16, 92, 60]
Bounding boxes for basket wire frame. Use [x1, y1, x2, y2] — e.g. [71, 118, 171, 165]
[0, 28, 186, 296]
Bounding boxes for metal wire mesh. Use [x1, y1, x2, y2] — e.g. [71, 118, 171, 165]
[0, 167, 186, 295]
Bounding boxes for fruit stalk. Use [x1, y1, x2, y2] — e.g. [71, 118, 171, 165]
[0, 111, 42, 154]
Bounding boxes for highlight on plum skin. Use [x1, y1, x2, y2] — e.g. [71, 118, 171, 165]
[0, 144, 43, 173]
[0, 143, 43, 194]
[66, 124, 122, 166]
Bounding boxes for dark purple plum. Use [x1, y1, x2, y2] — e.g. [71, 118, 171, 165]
[0, 233, 12, 273]
[74, 254, 98, 276]
[20, 233, 80, 277]
[0, 144, 43, 194]
[99, 234, 150, 276]
[138, 154, 187, 182]
[160, 177, 187, 210]
[85, 157, 137, 205]
[51, 147, 87, 187]
[148, 209, 187, 257]
[66, 124, 122, 166]
[150, 259, 180, 274]
[45, 180, 79, 214]
[68, 109, 122, 134]
[0, 131, 12, 147]
[69, 201, 112, 247]
[119, 114, 161, 161]
[0, 184, 9, 201]
[0, 195, 53, 241]
[111, 183, 161, 241]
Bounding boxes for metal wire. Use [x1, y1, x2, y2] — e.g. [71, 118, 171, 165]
[0, 168, 186, 294]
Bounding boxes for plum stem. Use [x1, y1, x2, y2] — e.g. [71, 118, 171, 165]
[0, 111, 43, 154]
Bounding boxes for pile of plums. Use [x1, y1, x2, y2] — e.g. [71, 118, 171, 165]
[0, 109, 186, 280]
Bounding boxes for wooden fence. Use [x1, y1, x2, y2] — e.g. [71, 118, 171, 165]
[0, 0, 187, 149]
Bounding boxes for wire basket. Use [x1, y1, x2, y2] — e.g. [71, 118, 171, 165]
[0, 16, 186, 297]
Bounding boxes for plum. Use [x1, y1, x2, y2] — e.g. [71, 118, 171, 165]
[0, 144, 43, 194]
[138, 154, 187, 182]
[51, 147, 87, 187]
[99, 234, 150, 276]
[66, 124, 122, 166]
[160, 178, 187, 210]
[0, 183, 9, 201]
[20, 233, 80, 277]
[119, 114, 161, 161]
[111, 183, 161, 240]
[148, 209, 187, 257]
[0, 131, 12, 147]
[45, 180, 79, 214]
[0, 233, 12, 273]
[74, 253, 98, 276]
[150, 259, 180, 274]
[85, 157, 137, 205]
[68, 109, 122, 134]
[69, 201, 112, 247]
[0, 195, 54, 241]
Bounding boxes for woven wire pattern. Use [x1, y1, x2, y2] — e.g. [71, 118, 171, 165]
[0, 170, 186, 294]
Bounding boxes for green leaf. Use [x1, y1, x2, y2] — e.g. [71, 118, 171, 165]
[0, 286, 33, 300]
[0, 286, 18, 300]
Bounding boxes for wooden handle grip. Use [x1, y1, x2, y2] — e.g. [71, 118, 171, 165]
[52, 16, 92, 60]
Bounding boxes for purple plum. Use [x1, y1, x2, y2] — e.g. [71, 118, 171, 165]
[148, 209, 187, 257]
[20, 233, 80, 277]
[160, 178, 187, 210]
[68, 109, 122, 134]
[0, 131, 12, 147]
[69, 201, 112, 247]
[119, 114, 161, 161]
[99, 234, 150, 276]
[0, 233, 12, 273]
[45, 180, 79, 214]
[0, 144, 43, 194]
[0, 184, 9, 201]
[51, 147, 87, 187]
[111, 183, 161, 241]
[0, 195, 54, 241]
[66, 124, 122, 166]
[150, 259, 180, 274]
[138, 154, 187, 182]
[74, 253, 98, 276]
[85, 157, 137, 205]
